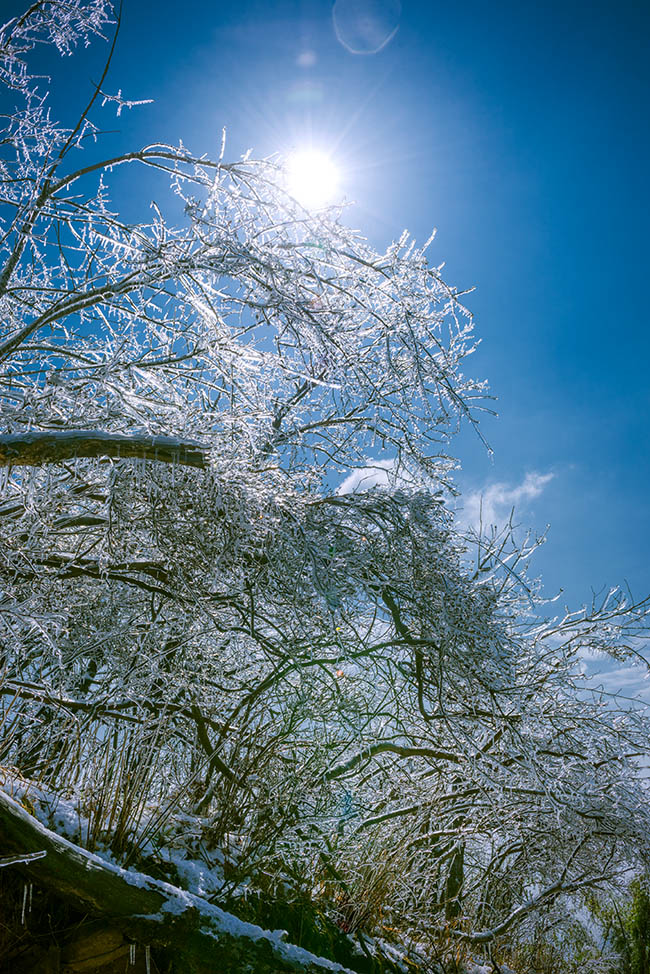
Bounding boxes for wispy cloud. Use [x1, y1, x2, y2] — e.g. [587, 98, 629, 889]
[582, 663, 650, 705]
[458, 471, 555, 531]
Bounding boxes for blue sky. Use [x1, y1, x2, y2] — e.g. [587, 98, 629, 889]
[13, 0, 650, 610]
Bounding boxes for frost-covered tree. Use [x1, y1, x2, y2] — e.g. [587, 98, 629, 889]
[1, 3, 649, 970]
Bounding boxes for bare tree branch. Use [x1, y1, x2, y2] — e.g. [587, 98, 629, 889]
[0, 431, 209, 467]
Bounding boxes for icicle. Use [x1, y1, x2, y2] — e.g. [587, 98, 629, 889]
[129, 943, 136, 965]
[145, 944, 151, 974]
[21, 883, 27, 924]
[28, 882, 33, 913]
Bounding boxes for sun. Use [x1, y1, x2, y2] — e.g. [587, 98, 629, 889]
[285, 150, 340, 209]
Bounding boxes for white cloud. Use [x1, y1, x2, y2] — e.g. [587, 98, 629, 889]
[337, 459, 413, 495]
[458, 471, 555, 531]
[583, 663, 650, 704]
[338, 459, 393, 495]
[338, 464, 555, 536]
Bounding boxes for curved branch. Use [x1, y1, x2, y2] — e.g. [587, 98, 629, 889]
[446, 871, 613, 944]
[325, 742, 460, 780]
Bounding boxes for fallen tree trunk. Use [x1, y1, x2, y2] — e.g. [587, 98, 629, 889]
[0, 788, 352, 974]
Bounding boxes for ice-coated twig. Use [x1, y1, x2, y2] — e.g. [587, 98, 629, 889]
[0, 850, 46, 868]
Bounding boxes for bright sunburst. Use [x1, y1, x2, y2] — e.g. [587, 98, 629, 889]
[285, 150, 340, 209]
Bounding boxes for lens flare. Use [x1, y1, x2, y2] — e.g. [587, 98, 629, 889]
[285, 150, 340, 209]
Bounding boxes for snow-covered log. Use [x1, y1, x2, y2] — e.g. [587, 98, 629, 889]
[0, 788, 353, 974]
[0, 431, 209, 468]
